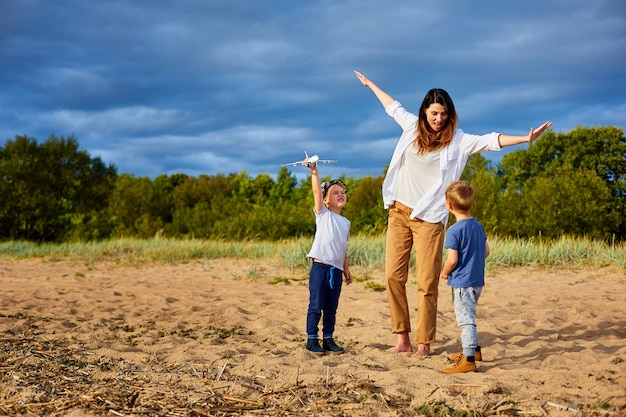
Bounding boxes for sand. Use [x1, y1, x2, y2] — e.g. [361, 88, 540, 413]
[1, 258, 625, 416]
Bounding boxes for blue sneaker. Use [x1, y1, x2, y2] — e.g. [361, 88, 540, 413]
[306, 338, 325, 355]
[323, 338, 345, 353]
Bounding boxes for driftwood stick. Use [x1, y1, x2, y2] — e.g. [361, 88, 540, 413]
[326, 365, 330, 387]
[494, 398, 510, 408]
[215, 361, 227, 381]
[222, 396, 264, 407]
[427, 385, 441, 397]
[546, 401, 578, 413]
[194, 408, 218, 416]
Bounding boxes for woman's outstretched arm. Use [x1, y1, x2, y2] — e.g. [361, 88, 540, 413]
[498, 121, 552, 147]
[354, 71, 395, 108]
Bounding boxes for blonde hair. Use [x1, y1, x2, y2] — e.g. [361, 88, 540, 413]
[444, 181, 474, 211]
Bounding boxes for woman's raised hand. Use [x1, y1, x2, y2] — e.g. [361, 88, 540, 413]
[354, 70, 371, 87]
[528, 121, 553, 142]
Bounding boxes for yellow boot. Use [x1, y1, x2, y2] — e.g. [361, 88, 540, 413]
[442, 355, 477, 374]
[449, 348, 482, 362]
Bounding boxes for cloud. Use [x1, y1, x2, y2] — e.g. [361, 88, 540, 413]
[39, 107, 189, 138]
[1, 0, 624, 180]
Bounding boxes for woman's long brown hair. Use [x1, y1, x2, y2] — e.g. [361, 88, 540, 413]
[413, 88, 458, 154]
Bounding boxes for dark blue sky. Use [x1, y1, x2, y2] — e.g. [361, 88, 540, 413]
[2, 0, 625, 181]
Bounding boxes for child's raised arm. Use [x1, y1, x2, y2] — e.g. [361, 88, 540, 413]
[308, 163, 324, 213]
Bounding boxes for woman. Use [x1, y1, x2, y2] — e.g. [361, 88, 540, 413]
[354, 70, 551, 357]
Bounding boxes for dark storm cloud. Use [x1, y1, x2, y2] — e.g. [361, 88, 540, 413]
[1, 0, 625, 180]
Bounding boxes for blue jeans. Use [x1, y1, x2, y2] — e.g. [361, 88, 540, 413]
[452, 286, 483, 357]
[306, 261, 343, 337]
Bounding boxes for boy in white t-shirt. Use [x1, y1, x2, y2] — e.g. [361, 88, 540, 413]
[305, 160, 353, 354]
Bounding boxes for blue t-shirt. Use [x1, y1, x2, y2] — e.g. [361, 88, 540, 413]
[444, 218, 487, 288]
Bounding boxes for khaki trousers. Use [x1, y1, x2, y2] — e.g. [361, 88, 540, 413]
[385, 202, 444, 344]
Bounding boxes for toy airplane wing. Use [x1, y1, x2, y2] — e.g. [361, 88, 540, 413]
[281, 151, 337, 167]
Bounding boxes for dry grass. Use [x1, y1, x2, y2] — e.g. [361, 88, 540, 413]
[2, 333, 623, 417]
[1, 334, 410, 416]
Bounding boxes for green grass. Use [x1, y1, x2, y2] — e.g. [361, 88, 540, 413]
[0, 235, 624, 270]
[486, 235, 626, 269]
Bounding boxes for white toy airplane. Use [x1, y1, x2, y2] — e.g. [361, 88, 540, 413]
[281, 151, 337, 168]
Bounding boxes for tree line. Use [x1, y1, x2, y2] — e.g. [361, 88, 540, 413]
[1, 126, 624, 243]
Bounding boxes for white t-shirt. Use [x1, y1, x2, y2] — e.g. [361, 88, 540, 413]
[394, 145, 441, 209]
[306, 205, 350, 270]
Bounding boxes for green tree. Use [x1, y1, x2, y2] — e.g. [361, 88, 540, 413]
[519, 165, 618, 238]
[0, 135, 116, 241]
[109, 174, 165, 238]
[342, 175, 386, 233]
[171, 174, 233, 210]
[152, 174, 188, 226]
[459, 154, 499, 233]
[231, 171, 274, 204]
[496, 126, 626, 239]
[168, 173, 235, 237]
[270, 167, 298, 203]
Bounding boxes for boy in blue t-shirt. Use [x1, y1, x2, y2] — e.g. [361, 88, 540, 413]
[439, 181, 490, 373]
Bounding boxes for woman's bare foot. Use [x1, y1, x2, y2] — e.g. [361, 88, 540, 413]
[388, 331, 413, 353]
[411, 343, 430, 358]
[388, 344, 413, 353]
